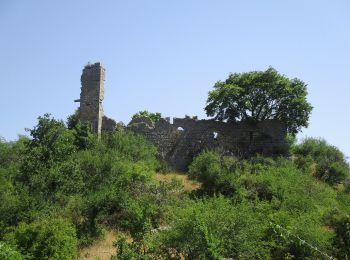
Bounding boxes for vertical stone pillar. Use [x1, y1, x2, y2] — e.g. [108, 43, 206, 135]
[79, 62, 105, 136]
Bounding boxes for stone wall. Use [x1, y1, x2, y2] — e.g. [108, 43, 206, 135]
[128, 117, 288, 171]
[102, 115, 117, 132]
[77, 63, 117, 134]
[75, 62, 288, 171]
[79, 63, 105, 135]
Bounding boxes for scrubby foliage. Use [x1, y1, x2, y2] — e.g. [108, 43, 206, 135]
[0, 242, 23, 260]
[4, 218, 77, 260]
[131, 110, 162, 124]
[188, 150, 237, 196]
[292, 137, 350, 186]
[0, 114, 175, 259]
[1, 113, 350, 259]
[112, 150, 350, 259]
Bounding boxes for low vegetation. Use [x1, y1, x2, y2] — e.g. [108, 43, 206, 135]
[1, 113, 350, 259]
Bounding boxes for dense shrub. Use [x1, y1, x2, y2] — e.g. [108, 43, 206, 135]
[328, 213, 350, 259]
[3, 113, 350, 259]
[0, 114, 165, 255]
[0, 242, 23, 260]
[292, 138, 350, 185]
[0, 169, 26, 237]
[111, 197, 271, 259]
[4, 218, 78, 260]
[153, 196, 270, 259]
[188, 150, 237, 195]
[112, 234, 146, 260]
[0, 137, 27, 174]
[186, 151, 343, 258]
[66, 109, 96, 149]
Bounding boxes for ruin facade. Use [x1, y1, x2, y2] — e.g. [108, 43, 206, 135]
[128, 117, 288, 171]
[76, 63, 116, 135]
[76, 63, 288, 171]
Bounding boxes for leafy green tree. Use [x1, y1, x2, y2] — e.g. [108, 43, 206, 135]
[131, 111, 162, 124]
[24, 114, 76, 165]
[18, 114, 77, 196]
[205, 67, 313, 134]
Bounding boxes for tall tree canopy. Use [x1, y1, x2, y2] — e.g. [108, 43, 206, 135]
[205, 67, 313, 134]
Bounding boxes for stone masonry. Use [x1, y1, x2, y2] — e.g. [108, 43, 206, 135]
[128, 117, 288, 171]
[76, 63, 116, 135]
[76, 62, 288, 171]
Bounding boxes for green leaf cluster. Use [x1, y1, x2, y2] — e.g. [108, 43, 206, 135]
[0, 113, 170, 258]
[131, 110, 162, 124]
[4, 218, 77, 260]
[205, 67, 313, 134]
[292, 137, 350, 186]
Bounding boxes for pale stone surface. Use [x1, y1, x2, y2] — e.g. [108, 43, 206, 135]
[78, 63, 116, 134]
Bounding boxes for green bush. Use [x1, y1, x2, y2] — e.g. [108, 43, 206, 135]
[328, 213, 350, 259]
[188, 150, 237, 195]
[292, 138, 350, 185]
[0, 242, 23, 260]
[103, 130, 158, 165]
[111, 235, 147, 260]
[67, 109, 96, 149]
[4, 112, 350, 259]
[131, 111, 162, 124]
[5, 114, 161, 247]
[5, 218, 78, 260]
[0, 169, 25, 237]
[187, 152, 339, 258]
[0, 137, 27, 175]
[137, 196, 271, 259]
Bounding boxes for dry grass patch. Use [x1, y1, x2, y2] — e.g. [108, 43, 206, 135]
[155, 172, 201, 191]
[79, 230, 117, 260]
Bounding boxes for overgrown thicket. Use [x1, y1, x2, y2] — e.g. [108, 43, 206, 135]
[112, 143, 350, 259]
[1, 114, 350, 259]
[0, 114, 181, 259]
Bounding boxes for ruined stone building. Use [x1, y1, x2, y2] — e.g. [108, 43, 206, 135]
[76, 63, 288, 171]
[75, 63, 116, 135]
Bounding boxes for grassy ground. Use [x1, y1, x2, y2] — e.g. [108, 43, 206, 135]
[79, 230, 117, 260]
[154, 172, 201, 191]
[79, 172, 199, 259]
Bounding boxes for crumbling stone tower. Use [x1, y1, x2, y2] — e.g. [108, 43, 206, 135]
[78, 62, 105, 135]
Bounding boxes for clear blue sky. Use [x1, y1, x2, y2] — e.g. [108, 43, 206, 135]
[0, 1, 349, 159]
